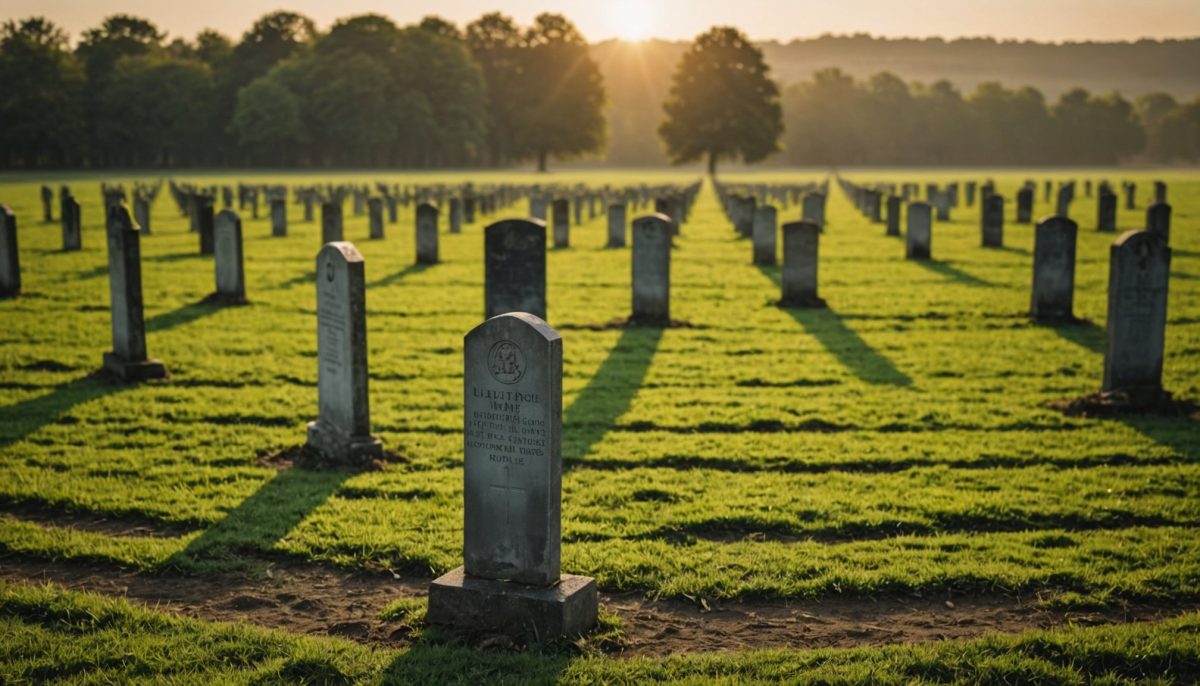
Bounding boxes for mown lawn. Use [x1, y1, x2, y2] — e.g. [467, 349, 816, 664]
[0, 168, 1198, 680]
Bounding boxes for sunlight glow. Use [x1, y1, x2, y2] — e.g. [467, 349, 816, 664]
[602, 0, 657, 41]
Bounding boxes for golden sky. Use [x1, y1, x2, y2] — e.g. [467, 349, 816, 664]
[9, 0, 1200, 43]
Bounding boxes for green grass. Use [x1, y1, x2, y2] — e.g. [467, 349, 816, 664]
[0, 167, 1198, 675]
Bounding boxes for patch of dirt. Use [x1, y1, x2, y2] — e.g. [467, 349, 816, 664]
[257, 445, 408, 472]
[1, 554, 1196, 657]
[1049, 390, 1200, 418]
[1, 502, 202, 538]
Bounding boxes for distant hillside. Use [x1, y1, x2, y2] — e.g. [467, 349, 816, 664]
[590, 35, 1200, 166]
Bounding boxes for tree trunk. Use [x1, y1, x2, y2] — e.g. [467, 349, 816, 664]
[707, 150, 718, 177]
[537, 150, 548, 173]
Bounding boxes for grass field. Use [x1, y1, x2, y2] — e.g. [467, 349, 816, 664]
[1, 168, 1198, 682]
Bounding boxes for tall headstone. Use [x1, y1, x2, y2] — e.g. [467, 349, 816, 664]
[631, 214, 671, 325]
[62, 196, 82, 251]
[485, 220, 546, 321]
[306, 242, 383, 466]
[981, 195, 1004, 247]
[321, 202, 343, 244]
[1153, 181, 1166, 204]
[886, 195, 901, 236]
[1030, 216, 1078, 322]
[907, 202, 932, 259]
[931, 190, 951, 221]
[102, 205, 167, 381]
[752, 205, 777, 266]
[1146, 202, 1171, 245]
[551, 199, 570, 248]
[197, 196, 215, 256]
[270, 197, 287, 237]
[0, 205, 19, 297]
[1016, 187, 1034, 224]
[134, 196, 152, 235]
[1056, 186, 1072, 218]
[802, 193, 825, 231]
[427, 312, 597, 639]
[41, 186, 53, 223]
[213, 210, 247, 304]
[449, 197, 463, 234]
[780, 221, 823, 307]
[734, 196, 755, 237]
[606, 202, 626, 248]
[1123, 182, 1136, 210]
[416, 202, 439, 265]
[1102, 231, 1171, 402]
[1096, 190, 1117, 232]
[368, 198, 384, 240]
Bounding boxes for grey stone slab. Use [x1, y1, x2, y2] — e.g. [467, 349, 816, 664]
[321, 202, 344, 244]
[606, 203, 626, 248]
[1103, 230, 1171, 401]
[781, 221, 822, 307]
[1030, 216, 1077, 322]
[103, 204, 166, 381]
[214, 210, 246, 304]
[631, 214, 671, 324]
[906, 202, 931, 259]
[0, 205, 19, 297]
[416, 203, 439, 264]
[752, 205, 777, 266]
[428, 566, 597, 640]
[981, 195, 1004, 247]
[485, 220, 546, 321]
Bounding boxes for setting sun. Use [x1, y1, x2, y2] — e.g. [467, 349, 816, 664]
[602, 0, 656, 40]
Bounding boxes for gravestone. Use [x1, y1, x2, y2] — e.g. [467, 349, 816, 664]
[981, 195, 1004, 247]
[530, 197, 548, 222]
[1153, 181, 1166, 204]
[631, 214, 671, 325]
[270, 197, 287, 237]
[427, 312, 597, 639]
[386, 196, 398, 224]
[0, 205, 19, 297]
[485, 220, 546, 321]
[802, 193, 825, 231]
[464, 195, 476, 224]
[41, 186, 53, 223]
[906, 202, 932, 259]
[134, 196, 152, 235]
[572, 196, 582, 226]
[449, 198, 463, 234]
[1102, 231, 1171, 402]
[752, 205, 777, 266]
[1146, 202, 1171, 244]
[1123, 183, 1136, 210]
[551, 199, 570, 248]
[213, 210, 247, 304]
[780, 221, 823, 307]
[303, 194, 315, 223]
[102, 205, 167, 381]
[62, 196, 82, 251]
[965, 182, 977, 207]
[931, 190, 951, 221]
[321, 202, 343, 244]
[1056, 186, 1072, 218]
[886, 195, 901, 236]
[607, 203, 626, 248]
[1030, 216, 1078, 322]
[1016, 187, 1034, 223]
[197, 196, 215, 255]
[368, 198, 384, 240]
[1096, 190, 1117, 232]
[306, 242, 383, 466]
[416, 202, 439, 265]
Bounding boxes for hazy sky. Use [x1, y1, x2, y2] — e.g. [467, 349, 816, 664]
[8, 0, 1200, 44]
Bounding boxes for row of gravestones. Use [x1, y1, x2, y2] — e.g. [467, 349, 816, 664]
[833, 177, 1175, 404]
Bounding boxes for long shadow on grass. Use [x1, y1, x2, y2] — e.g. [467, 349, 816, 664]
[167, 467, 351, 572]
[1041, 318, 1105, 355]
[146, 300, 220, 333]
[383, 643, 568, 684]
[563, 326, 663, 463]
[0, 375, 128, 449]
[368, 263, 433, 289]
[912, 258, 995, 288]
[758, 266, 911, 387]
[1119, 415, 1200, 460]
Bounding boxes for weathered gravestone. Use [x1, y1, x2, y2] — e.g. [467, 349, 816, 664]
[1096, 189, 1117, 232]
[416, 202, 439, 265]
[427, 313, 597, 639]
[134, 196, 151, 235]
[0, 205, 19, 297]
[197, 196, 215, 256]
[62, 196, 82, 251]
[886, 195, 901, 236]
[931, 190, 951, 221]
[981, 195, 1004, 247]
[780, 221, 823, 308]
[1016, 187, 1034, 224]
[270, 197, 287, 237]
[752, 205, 777, 266]
[906, 202, 932, 259]
[102, 205, 167, 381]
[530, 196, 548, 222]
[321, 202, 343, 244]
[449, 198, 463, 234]
[485, 219, 546, 321]
[306, 242, 383, 466]
[368, 198, 384, 240]
[213, 210, 247, 305]
[1102, 231, 1171, 402]
[734, 196, 755, 237]
[1030, 216, 1078, 322]
[606, 203, 626, 248]
[1123, 182, 1136, 210]
[551, 199, 570, 248]
[631, 214, 671, 325]
[1154, 181, 1167, 204]
[1056, 186, 1072, 218]
[802, 193, 825, 231]
[1146, 203, 1171, 245]
[41, 186, 53, 223]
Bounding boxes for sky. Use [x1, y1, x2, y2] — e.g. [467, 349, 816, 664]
[7, 0, 1200, 44]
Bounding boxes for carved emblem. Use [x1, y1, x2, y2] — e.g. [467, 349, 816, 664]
[488, 340, 525, 385]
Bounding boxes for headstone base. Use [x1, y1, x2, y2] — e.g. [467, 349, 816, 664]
[102, 353, 168, 382]
[305, 420, 383, 466]
[778, 296, 827, 309]
[427, 566, 598, 640]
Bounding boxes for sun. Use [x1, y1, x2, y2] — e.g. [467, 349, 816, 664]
[603, 0, 658, 41]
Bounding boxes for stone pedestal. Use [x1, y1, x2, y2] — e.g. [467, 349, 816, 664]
[102, 352, 167, 382]
[305, 419, 382, 465]
[428, 566, 597, 640]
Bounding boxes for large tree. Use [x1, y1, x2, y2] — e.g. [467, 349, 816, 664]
[465, 13, 525, 166]
[659, 26, 783, 175]
[0, 18, 85, 168]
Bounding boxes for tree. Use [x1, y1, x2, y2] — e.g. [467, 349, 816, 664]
[521, 13, 606, 172]
[392, 27, 487, 166]
[419, 16, 462, 42]
[231, 77, 306, 165]
[659, 26, 783, 175]
[230, 11, 316, 86]
[76, 14, 164, 164]
[466, 13, 525, 166]
[0, 17, 85, 167]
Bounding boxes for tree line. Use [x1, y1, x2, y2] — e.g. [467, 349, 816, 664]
[1, 11, 1198, 170]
